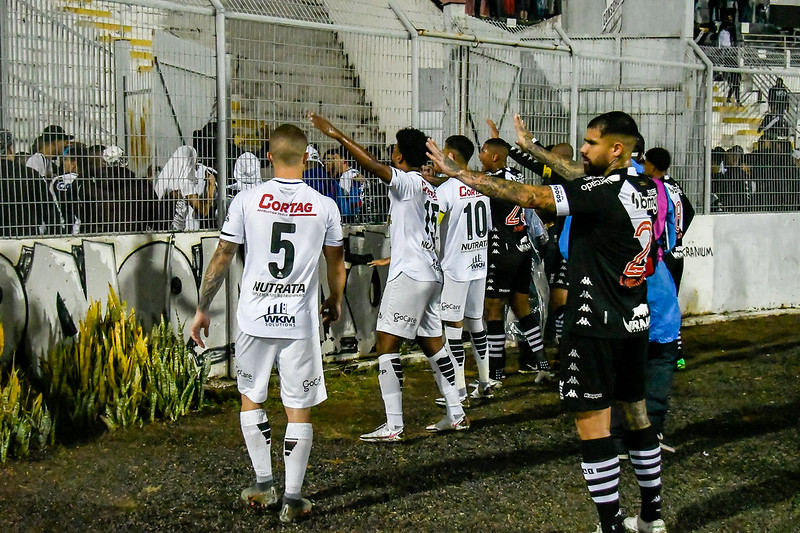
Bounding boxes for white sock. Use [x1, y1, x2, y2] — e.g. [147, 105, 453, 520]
[377, 353, 404, 429]
[428, 347, 465, 420]
[240, 409, 272, 484]
[445, 325, 466, 398]
[283, 422, 313, 499]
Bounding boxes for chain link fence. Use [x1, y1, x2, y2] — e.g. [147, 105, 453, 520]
[1, 0, 796, 239]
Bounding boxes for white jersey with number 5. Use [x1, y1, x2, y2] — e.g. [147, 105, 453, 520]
[221, 178, 343, 339]
[386, 167, 442, 283]
[436, 178, 490, 282]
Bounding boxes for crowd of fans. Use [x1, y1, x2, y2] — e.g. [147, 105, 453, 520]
[0, 122, 389, 238]
[468, 0, 561, 23]
[711, 137, 800, 212]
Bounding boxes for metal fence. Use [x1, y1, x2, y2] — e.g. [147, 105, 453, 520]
[702, 44, 800, 212]
[0, 0, 797, 239]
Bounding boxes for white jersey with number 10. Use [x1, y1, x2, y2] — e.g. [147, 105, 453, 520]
[221, 178, 343, 339]
[436, 178, 490, 282]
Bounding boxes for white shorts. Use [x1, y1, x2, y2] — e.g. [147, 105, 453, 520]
[376, 272, 442, 339]
[235, 332, 327, 409]
[440, 274, 486, 323]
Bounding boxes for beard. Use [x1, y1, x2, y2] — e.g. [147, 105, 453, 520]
[582, 159, 608, 176]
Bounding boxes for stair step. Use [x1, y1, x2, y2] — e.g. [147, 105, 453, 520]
[77, 20, 132, 33]
[63, 6, 112, 18]
[736, 129, 763, 136]
[713, 105, 747, 113]
[97, 35, 153, 48]
[130, 50, 153, 61]
[722, 117, 761, 124]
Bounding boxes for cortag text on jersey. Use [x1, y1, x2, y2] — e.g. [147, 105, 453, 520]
[258, 194, 315, 215]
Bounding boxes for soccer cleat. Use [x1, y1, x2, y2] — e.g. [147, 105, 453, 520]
[470, 377, 502, 389]
[278, 497, 312, 523]
[425, 415, 470, 433]
[359, 423, 404, 443]
[675, 358, 686, 370]
[434, 396, 469, 408]
[623, 516, 667, 533]
[240, 484, 280, 509]
[657, 433, 676, 453]
[469, 384, 494, 399]
[534, 370, 556, 384]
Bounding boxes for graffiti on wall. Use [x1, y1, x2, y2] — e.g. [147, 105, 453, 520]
[0, 227, 390, 377]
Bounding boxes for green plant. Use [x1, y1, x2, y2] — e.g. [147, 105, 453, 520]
[0, 363, 52, 463]
[145, 316, 210, 422]
[42, 287, 209, 435]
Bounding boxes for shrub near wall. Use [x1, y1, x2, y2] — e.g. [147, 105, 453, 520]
[41, 288, 210, 439]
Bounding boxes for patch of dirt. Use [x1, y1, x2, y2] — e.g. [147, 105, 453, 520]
[2, 314, 799, 532]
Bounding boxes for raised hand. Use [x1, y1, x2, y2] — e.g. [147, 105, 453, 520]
[513, 114, 535, 151]
[308, 112, 341, 139]
[425, 138, 460, 177]
[487, 118, 500, 139]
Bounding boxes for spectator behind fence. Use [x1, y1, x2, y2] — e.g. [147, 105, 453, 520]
[718, 145, 752, 211]
[53, 143, 89, 235]
[154, 145, 217, 231]
[99, 145, 156, 233]
[767, 77, 790, 116]
[27, 124, 72, 179]
[710, 146, 727, 212]
[717, 13, 741, 104]
[0, 129, 50, 237]
[323, 146, 364, 223]
[302, 145, 337, 200]
[228, 152, 263, 200]
[473, 0, 504, 19]
[750, 138, 800, 211]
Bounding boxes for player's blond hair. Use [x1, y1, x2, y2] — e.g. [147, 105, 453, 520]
[270, 124, 308, 167]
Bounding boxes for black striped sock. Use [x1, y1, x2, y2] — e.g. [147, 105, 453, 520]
[581, 437, 622, 532]
[625, 428, 663, 522]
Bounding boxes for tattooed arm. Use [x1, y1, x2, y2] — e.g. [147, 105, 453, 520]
[190, 238, 238, 347]
[513, 115, 585, 181]
[426, 138, 556, 214]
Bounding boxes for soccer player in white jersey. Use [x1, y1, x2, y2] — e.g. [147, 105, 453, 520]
[190, 124, 346, 523]
[435, 135, 494, 403]
[309, 112, 467, 441]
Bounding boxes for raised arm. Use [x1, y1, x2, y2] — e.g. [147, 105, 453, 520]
[190, 238, 238, 347]
[320, 244, 346, 326]
[513, 114, 585, 180]
[426, 138, 556, 214]
[309, 113, 393, 183]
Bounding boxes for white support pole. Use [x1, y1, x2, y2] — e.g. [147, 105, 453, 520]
[389, 1, 419, 128]
[688, 39, 714, 215]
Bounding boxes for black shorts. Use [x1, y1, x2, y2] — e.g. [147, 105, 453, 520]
[558, 332, 648, 412]
[485, 238, 532, 298]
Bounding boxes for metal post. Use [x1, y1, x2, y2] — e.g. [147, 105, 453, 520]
[389, 1, 419, 128]
[688, 39, 713, 214]
[553, 23, 579, 153]
[113, 40, 131, 153]
[210, 0, 233, 376]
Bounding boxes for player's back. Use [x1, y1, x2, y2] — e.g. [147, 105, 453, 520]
[487, 167, 528, 245]
[437, 178, 489, 282]
[224, 178, 342, 339]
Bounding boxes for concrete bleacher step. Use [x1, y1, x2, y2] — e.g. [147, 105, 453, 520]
[722, 116, 761, 125]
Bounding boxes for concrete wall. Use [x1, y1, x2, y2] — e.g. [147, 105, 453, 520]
[3, 213, 798, 375]
[0, 226, 392, 376]
[679, 213, 800, 315]
[562, 0, 689, 37]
